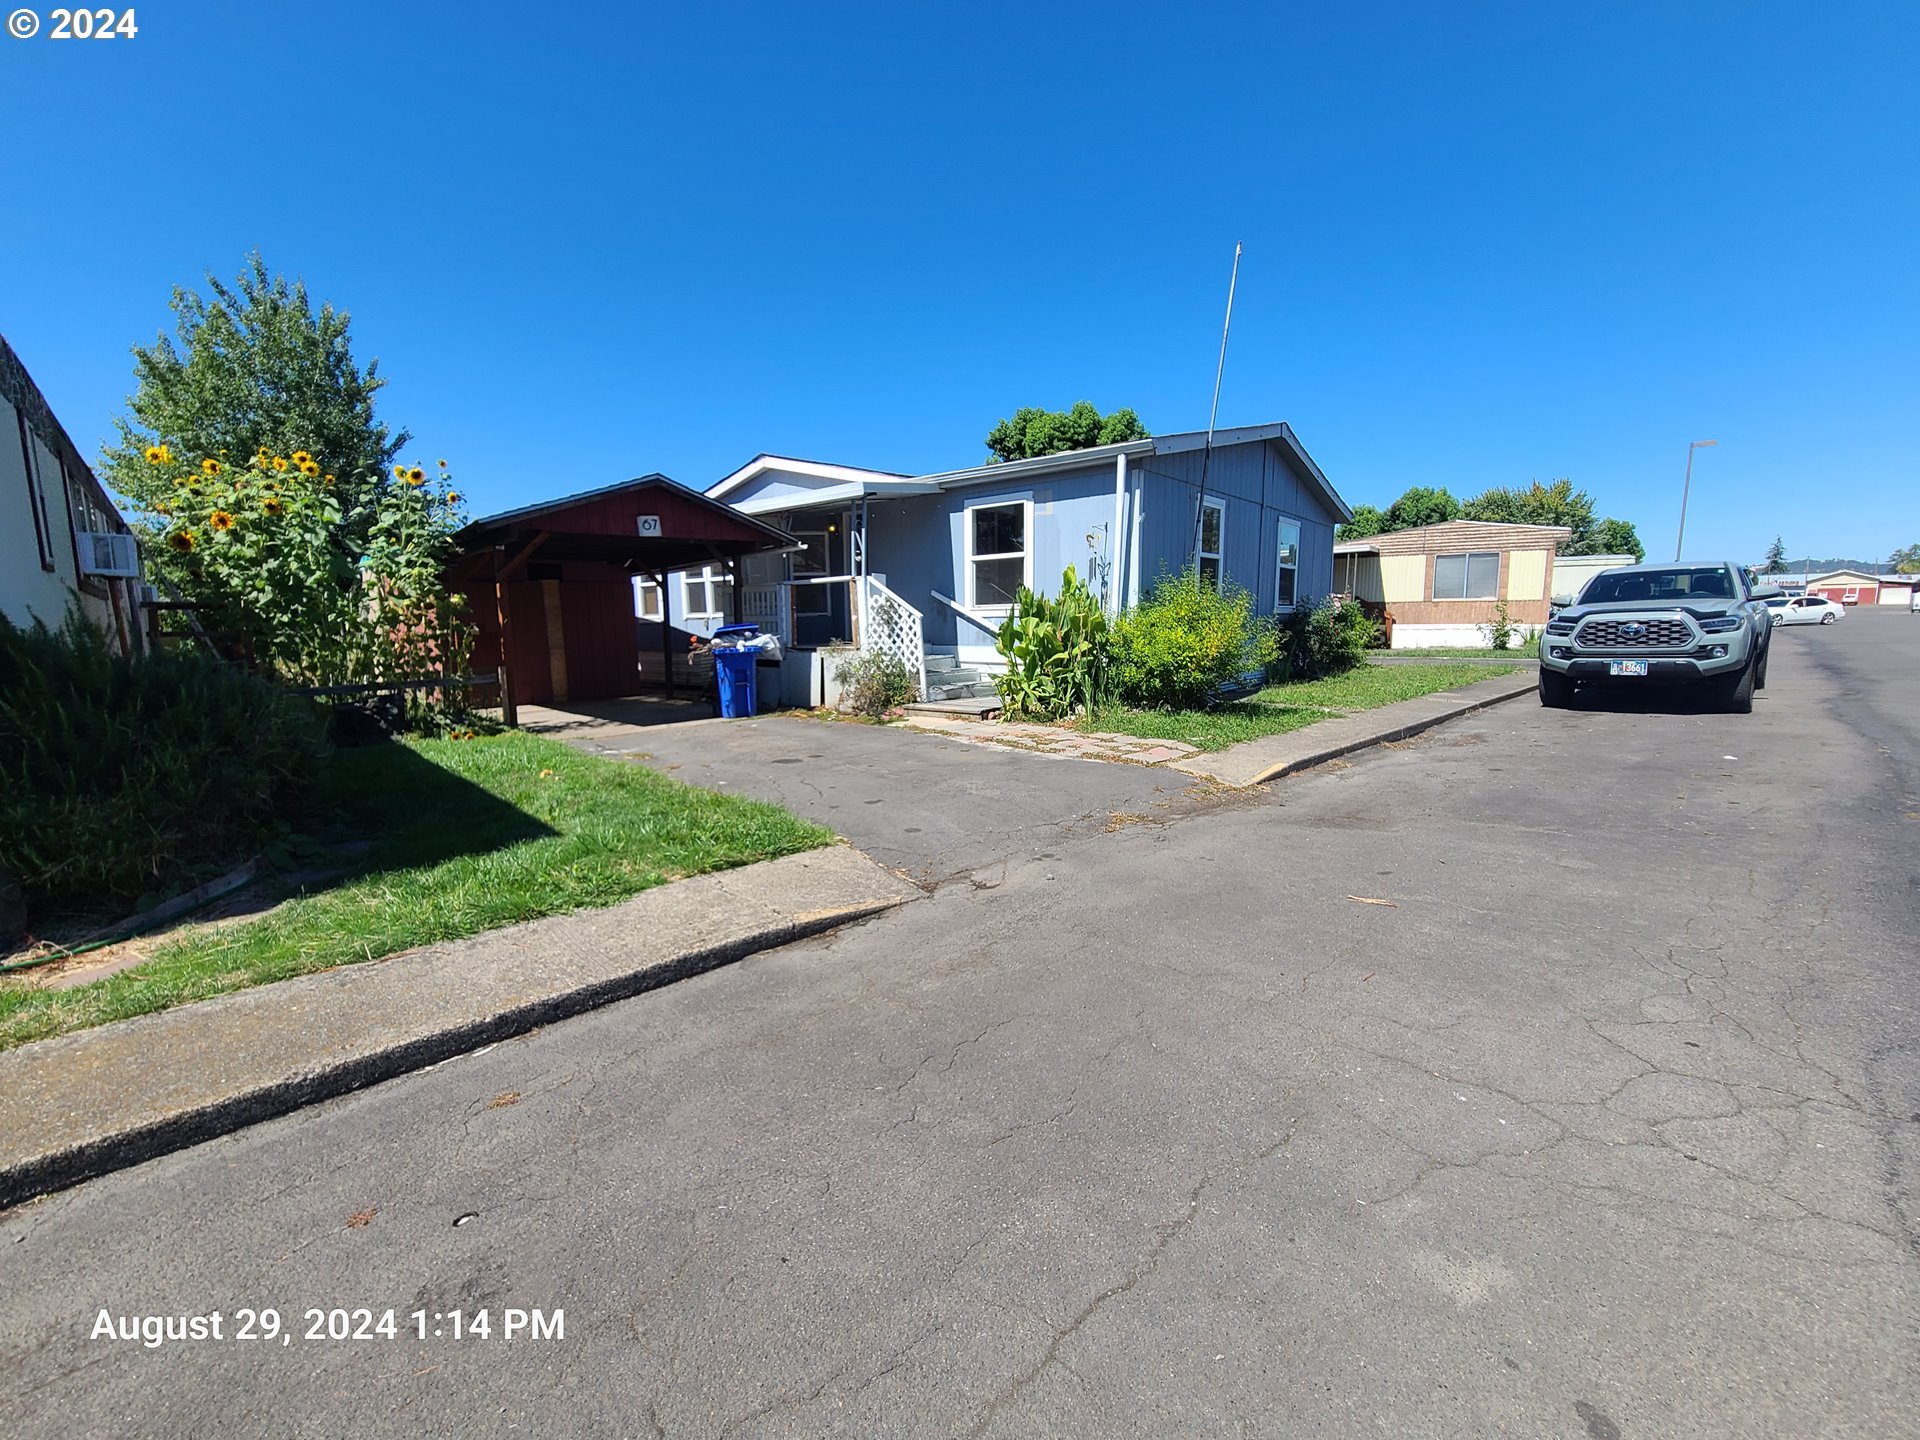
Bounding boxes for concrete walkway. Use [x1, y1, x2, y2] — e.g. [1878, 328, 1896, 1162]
[900, 712, 1200, 766]
[0, 846, 919, 1208]
[1173, 670, 1538, 786]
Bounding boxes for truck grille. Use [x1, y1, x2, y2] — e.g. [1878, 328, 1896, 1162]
[1575, 617, 1695, 649]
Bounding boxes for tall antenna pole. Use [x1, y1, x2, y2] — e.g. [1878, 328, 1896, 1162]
[1193, 242, 1243, 578]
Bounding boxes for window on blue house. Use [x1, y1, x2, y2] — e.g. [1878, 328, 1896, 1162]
[968, 501, 1029, 609]
[1196, 499, 1225, 590]
[1275, 518, 1301, 608]
[634, 576, 664, 621]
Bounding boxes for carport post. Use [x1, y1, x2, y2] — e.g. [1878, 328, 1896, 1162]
[655, 571, 673, 699]
[493, 565, 517, 728]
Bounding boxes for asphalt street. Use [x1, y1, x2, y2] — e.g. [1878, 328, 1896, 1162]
[4, 611, 1916, 1438]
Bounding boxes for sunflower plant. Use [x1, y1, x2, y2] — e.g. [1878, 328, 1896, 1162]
[130, 447, 471, 690]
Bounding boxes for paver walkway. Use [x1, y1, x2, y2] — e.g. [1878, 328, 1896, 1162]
[899, 712, 1199, 765]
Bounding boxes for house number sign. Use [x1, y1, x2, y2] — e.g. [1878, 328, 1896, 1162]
[636, 516, 662, 537]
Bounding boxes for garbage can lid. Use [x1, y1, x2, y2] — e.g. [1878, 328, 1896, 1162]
[712, 623, 761, 639]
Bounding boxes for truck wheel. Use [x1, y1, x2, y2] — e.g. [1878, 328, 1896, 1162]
[1538, 668, 1574, 708]
[1721, 657, 1755, 714]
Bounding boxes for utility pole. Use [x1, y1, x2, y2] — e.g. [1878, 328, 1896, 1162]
[1192, 243, 1242, 577]
[1674, 439, 1718, 561]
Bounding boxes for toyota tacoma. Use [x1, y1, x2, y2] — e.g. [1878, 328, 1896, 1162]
[1538, 561, 1778, 713]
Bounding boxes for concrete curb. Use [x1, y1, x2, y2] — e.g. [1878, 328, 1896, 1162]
[0, 846, 920, 1210]
[1170, 672, 1538, 788]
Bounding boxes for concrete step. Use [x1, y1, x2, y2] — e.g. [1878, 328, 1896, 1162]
[923, 654, 963, 674]
[904, 696, 1002, 719]
[925, 680, 999, 702]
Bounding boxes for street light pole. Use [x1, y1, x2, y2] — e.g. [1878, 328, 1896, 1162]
[1674, 439, 1718, 561]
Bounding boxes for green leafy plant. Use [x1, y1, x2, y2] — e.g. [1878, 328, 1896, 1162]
[129, 444, 470, 689]
[991, 566, 1111, 720]
[1110, 571, 1275, 710]
[1484, 599, 1517, 651]
[834, 651, 918, 720]
[1271, 596, 1378, 681]
[0, 612, 327, 920]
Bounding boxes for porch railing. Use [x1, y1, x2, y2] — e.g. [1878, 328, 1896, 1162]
[857, 576, 927, 702]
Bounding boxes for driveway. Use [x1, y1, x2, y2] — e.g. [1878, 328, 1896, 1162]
[3, 614, 1916, 1437]
[537, 706, 1209, 885]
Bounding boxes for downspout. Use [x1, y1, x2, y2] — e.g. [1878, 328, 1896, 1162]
[1128, 463, 1145, 607]
[1110, 452, 1128, 616]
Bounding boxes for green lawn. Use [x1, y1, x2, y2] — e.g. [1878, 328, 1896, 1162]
[1377, 646, 1539, 660]
[1253, 661, 1519, 709]
[0, 731, 832, 1050]
[1081, 660, 1519, 753]
[1085, 702, 1335, 752]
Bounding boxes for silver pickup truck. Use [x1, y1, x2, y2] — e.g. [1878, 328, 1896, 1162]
[1538, 561, 1779, 714]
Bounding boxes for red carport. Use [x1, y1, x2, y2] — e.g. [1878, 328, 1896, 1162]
[450, 474, 793, 724]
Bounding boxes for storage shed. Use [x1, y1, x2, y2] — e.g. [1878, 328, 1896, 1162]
[450, 475, 794, 722]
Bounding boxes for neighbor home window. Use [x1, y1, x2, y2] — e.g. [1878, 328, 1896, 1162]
[682, 563, 733, 623]
[15, 411, 55, 571]
[1433, 551, 1500, 600]
[967, 500, 1029, 609]
[1196, 499, 1225, 590]
[1275, 518, 1301, 608]
[634, 576, 664, 621]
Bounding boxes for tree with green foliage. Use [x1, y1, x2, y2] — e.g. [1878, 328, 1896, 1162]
[1763, 537, 1789, 574]
[1585, 517, 1646, 562]
[1889, 542, 1920, 572]
[985, 402, 1148, 462]
[1384, 485, 1462, 531]
[102, 253, 408, 525]
[1336, 504, 1387, 541]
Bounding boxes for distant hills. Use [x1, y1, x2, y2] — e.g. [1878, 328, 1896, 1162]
[1768, 558, 1902, 574]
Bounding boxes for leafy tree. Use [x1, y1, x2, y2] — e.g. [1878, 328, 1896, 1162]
[1383, 485, 1462, 531]
[103, 253, 408, 525]
[1337, 504, 1387, 541]
[1763, 536, 1789, 574]
[1889, 542, 1920, 572]
[985, 402, 1148, 462]
[1585, 517, 1646, 561]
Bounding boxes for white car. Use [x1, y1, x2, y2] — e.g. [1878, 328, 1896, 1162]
[1767, 595, 1845, 626]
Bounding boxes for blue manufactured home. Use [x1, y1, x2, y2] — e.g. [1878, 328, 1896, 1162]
[652, 424, 1349, 701]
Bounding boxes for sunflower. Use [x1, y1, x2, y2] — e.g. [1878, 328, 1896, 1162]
[437, 459, 448, 469]
[323, 473, 336, 485]
[272, 456, 289, 472]
[143, 445, 165, 464]
[393, 465, 407, 480]
[301, 460, 320, 476]
[201, 458, 222, 476]
[445, 491, 461, 503]
[262, 496, 285, 517]
[407, 467, 426, 485]
[209, 510, 236, 531]
[291, 450, 311, 465]
[167, 529, 196, 553]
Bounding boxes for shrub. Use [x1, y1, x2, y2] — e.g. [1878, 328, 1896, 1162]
[1110, 571, 1276, 710]
[834, 650, 918, 720]
[0, 613, 327, 920]
[1271, 596, 1378, 681]
[992, 565, 1110, 720]
[1484, 599, 1517, 651]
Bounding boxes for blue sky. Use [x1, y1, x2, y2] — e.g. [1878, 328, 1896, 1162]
[3, 0, 1913, 562]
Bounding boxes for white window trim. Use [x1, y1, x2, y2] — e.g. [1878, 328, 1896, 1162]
[1196, 498, 1226, 592]
[1274, 513, 1303, 611]
[964, 497, 1033, 614]
[682, 563, 733, 624]
[634, 575, 664, 621]
[1431, 551, 1501, 602]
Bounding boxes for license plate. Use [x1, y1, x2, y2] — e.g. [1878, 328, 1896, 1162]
[1608, 660, 1649, 677]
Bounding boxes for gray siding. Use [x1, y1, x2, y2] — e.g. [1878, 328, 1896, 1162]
[1133, 438, 1339, 611]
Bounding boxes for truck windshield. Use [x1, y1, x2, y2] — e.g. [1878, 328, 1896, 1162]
[1581, 567, 1734, 603]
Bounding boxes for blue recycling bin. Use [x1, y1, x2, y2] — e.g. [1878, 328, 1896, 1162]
[712, 624, 761, 718]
